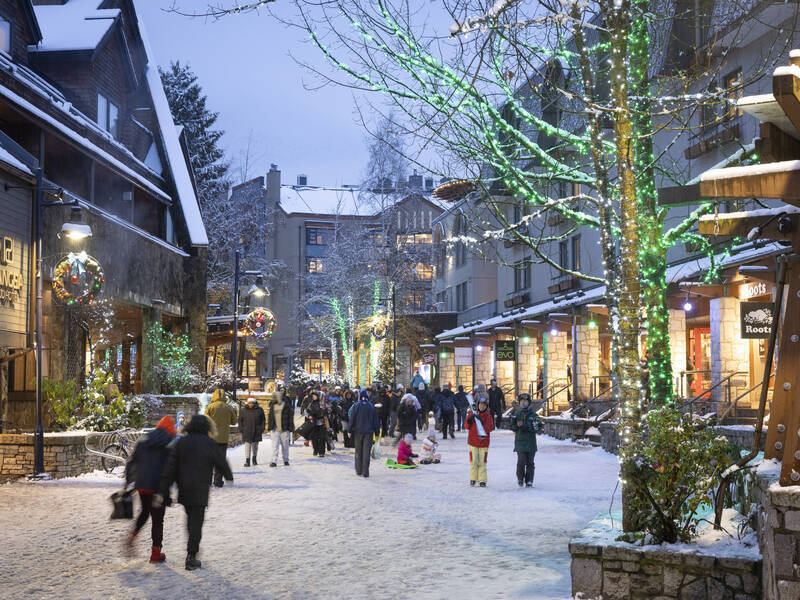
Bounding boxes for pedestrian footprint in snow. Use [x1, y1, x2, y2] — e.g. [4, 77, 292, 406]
[124, 415, 176, 563]
[464, 397, 494, 487]
[510, 393, 543, 488]
[156, 414, 233, 571]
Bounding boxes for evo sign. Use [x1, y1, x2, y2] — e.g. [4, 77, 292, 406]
[494, 339, 516, 361]
[740, 302, 773, 339]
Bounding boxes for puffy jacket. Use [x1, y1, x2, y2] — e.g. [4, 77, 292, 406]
[511, 407, 543, 453]
[417, 389, 430, 413]
[159, 417, 233, 506]
[488, 386, 506, 414]
[398, 401, 417, 433]
[465, 408, 495, 448]
[125, 426, 173, 492]
[436, 389, 455, 413]
[389, 392, 402, 413]
[308, 399, 326, 426]
[205, 394, 237, 444]
[349, 396, 380, 435]
[397, 440, 415, 464]
[340, 392, 356, 421]
[268, 397, 295, 432]
[454, 391, 470, 411]
[238, 403, 266, 442]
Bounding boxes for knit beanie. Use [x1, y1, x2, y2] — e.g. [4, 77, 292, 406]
[156, 415, 176, 437]
[403, 434, 413, 444]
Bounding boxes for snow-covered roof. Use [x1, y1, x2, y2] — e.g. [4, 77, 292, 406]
[30, 0, 119, 53]
[279, 185, 371, 216]
[0, 146, 32, 176]
[134, 1, 208, 246]
[436, 242, 784, 340]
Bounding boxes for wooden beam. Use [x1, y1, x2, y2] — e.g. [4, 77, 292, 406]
[773, 69, 800, 140]
[756, 122, 800, 162]
[658, 183, 701, 207]
[699, 164, 800, 202]
[698, 212, 800, 240]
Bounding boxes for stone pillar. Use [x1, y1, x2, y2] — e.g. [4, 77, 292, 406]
[396, 344, 411, 385]
[438, 349, 455, 389]
[473, 339, 493, 388]
[517, 335, 539, 396]
[574, 325, 600, 400]
[141, 303, 163, 394]
[544, 331, 569, 405]
[710, 297, 749, 404]
[668, 308, 687, 396]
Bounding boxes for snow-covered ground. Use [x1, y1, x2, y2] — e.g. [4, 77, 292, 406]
[0, 431, 620, 600]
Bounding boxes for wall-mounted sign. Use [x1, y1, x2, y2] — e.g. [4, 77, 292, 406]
[0, 236, 22, 306]
[740, 301, 773, 339]
[494, 339, 516, 361]
[422, 353, 435, 365]
[454, 346, 472, 366]
[740, 281, 769, 300]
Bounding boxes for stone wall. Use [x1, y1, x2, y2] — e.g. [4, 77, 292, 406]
[545, 331, 569, 406]
[570, 524, 761, 600]
[710, 297, 750, 404]
[599, 421, 619, 454]
[575, 324, 600, 400]
[755, 466, 800, 599]
[474, 342, 492, 386]
[669, 309, 688, 396]
[597, 422, 761, 456]
[145, 394, 202, 427]
[517, 336, 538, 395]
[438, 352, 455, 389]
[0, 433, 103, 482]
[543, 416, 588, 441]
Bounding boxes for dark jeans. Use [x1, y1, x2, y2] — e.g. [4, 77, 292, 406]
[133, 491, 165, 547]
[353, 432, 373, 476]
[342, 427, 354, 448]
[379, 413, 389, 436]
[312, 425, 326, 456]
[441, 411, 454, 438]
[516, 451, 535, 484]
[213, 443, 228, 486]
[492, 412, 503, 430]
[184, 505, 206, 555]
[456, 408, 465, 431]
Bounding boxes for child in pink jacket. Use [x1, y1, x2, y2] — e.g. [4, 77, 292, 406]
[397, 433, 418, 465]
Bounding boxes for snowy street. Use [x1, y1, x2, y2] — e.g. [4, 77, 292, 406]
[0, 432, 620, 600]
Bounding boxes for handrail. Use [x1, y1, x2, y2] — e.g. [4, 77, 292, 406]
[717, 373, 775, 424]
[540, 380, 571, 416]
[678, 369, 712, 399]
[680, 371, 748, 413]
[571, 384, 617, 420]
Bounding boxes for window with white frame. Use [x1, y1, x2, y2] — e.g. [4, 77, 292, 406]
[0, 17, 11, 54]
[97, 93, 120, 138]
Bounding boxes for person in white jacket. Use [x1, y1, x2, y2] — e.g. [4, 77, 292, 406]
[420, 428, 441, 464]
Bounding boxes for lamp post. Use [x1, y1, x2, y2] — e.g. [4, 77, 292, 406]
[230, 249, 268, 406]
[32, 167, 92, 478]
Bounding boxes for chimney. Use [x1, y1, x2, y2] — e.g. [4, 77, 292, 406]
[297, 174, 308, 186]
[266, 163, 281, 205]
[424, 177, 434, 191]
[408, 170, 423, 190]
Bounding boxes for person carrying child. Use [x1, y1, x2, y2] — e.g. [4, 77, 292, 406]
[420, 428, 441, 464]
[397, 433, 418, 466]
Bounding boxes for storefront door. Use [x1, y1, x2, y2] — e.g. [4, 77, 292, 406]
[688, 327, 711, 397]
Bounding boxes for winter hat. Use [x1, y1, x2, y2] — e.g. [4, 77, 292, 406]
[176, 411, 186, 424]
[246, 397, 256, 405]
[403, 434, 413, 444]
[458, 385, 464, 392]
[418, 382, 425, 390]
[156, 415, 176, 437]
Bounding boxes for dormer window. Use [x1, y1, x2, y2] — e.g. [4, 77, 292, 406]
[97, 93, 119, 139]
[0, 17, 10, 55]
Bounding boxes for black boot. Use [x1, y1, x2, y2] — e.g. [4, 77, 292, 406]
[252, 456, 257, 466]
[244, 458, 250, 467]
[185, 554, 201, 571]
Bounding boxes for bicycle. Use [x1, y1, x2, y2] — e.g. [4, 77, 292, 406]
[101, 432, 135, 474]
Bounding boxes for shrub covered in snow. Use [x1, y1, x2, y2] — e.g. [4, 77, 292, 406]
[146, 323, 201, 394]
[622, 404, 734, 544]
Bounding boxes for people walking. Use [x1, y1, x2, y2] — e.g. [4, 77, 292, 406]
[157, 414, 233, 570]
[268, 390, 295, 466]
[510, 393, 543, 487]
[437, 384, 456, 439]
[340, 389, 356, 448]
[410, 370, 424, 390]
[124, 415, 176, 563]
[487, 379, 506, 429]
[465, 396, 495, 487]
[388, 384, 402, 438]
[454, 385, 469, 432]
[307, 392, 328, 457]
[238, 397, 265, 467]
[416, 383, 429, 431]
[349, 389, 380, 477]
[204, 389, 237, 487]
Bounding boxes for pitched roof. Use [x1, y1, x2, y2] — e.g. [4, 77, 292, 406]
[29, 0, 118, 53]
[279, 185, 369, 216]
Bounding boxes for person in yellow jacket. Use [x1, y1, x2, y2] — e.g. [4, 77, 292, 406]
[204, 389, 237, 487]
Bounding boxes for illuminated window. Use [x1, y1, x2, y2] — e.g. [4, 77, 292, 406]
[306, 257, 323, 273]
[306, 228, 331, 245]
[397, 233, 432, 247]
[414, 262, 433, 280]
[0, 17, 10, 54]
[402, 290, 426, 311]
[304, 357, 331, 375]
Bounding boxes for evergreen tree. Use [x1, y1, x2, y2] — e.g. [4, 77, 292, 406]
[160, 61, 229, 207]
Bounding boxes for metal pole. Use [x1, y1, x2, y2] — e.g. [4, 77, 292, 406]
[392, 284, 396, 385]
[232, 250, 239, 406]
[33, 167, 44, 476]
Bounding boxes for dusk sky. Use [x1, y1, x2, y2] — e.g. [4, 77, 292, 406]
[139, 1, 376, 188]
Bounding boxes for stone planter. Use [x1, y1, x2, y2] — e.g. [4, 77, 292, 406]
[543, 416, 589, 441]
[0, 432, 103, 482]
[570, 520, 761, 599]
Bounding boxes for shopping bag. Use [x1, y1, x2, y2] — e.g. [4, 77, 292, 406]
[295, 420, 314, 441]
[371, 430, 382, 460]
[110, 490, 133, 520]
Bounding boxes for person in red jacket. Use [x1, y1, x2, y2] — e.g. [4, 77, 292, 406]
[397, 433, 418, 465]
[464, 396, 495, 487]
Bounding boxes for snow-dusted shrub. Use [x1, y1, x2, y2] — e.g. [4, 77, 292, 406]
[146, 323, 201, 394]
[203, 365, 235, 392]
[622, 404, 733, 544]
[126, 394, 164, 429]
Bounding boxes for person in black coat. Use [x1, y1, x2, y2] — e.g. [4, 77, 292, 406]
[238, 398, 266, 467]
[125, 415, 176, 563]
[488, 379, 506, 429]
[157, 414, 233, 571]
[307, 392, 328, 457]
[415, 383, 429, 430]
[454, 385, 470, 432]
[397, 391, 418, 439]
[340, 389, 356, 448]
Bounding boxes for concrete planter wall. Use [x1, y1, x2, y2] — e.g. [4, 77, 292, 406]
[543, 416, 589, 441]
[570, 524, 761, 600]
[0, 433, 103, 482]
[597, 422, 762, 456]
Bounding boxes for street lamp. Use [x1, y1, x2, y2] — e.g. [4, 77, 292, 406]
[231, 250, 269, 405]
[33, 168, 92, 478]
